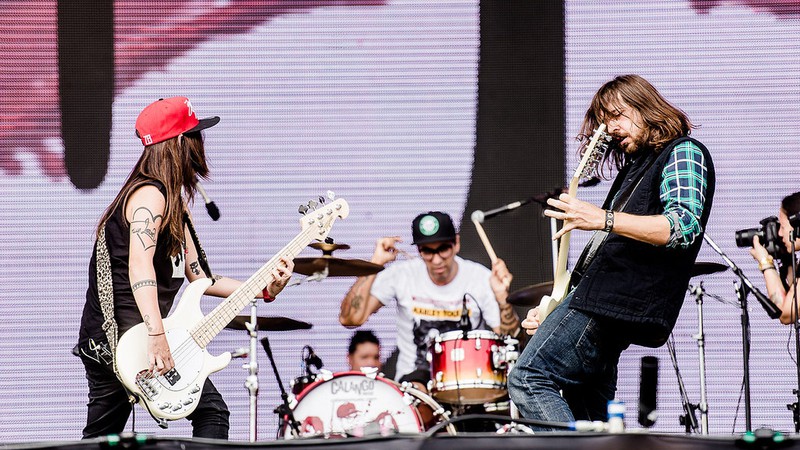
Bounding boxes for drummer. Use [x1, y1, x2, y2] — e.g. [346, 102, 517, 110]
[347, 329, 382, 372]
[339, 211, 520, 391]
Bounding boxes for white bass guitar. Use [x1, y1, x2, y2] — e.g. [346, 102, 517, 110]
[115, 197, 349, 424]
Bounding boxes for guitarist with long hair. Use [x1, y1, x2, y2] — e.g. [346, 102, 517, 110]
[76, 97, 294, 439]
[508, 75, 715, 427]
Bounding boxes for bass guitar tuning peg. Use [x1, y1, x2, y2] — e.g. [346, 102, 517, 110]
[318, 195, 326, 204]
[298, 205, 310, 215]
[307, 199, 319, 210]
[326, 190, 336, 201]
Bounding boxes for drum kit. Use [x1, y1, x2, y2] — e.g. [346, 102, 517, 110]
[222, 242, 525, 440]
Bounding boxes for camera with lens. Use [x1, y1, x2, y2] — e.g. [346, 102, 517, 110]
[734, 216, 787, 258]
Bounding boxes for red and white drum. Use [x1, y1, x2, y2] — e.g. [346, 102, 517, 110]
[282, 371, 452, 439]
[428, 330, 508, 405]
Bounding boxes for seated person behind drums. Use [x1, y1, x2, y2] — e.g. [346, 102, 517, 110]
[348, 329, 382, 372]
[339, 211, 520, 390]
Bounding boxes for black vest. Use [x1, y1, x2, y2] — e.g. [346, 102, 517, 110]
[569, 137, 715, 347]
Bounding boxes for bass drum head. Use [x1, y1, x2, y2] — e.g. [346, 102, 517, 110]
[282, 372, 424, 439]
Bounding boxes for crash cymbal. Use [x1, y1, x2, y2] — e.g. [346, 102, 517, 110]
[507, 281, 555, 306]
[691, 262, 727, 277]
[293, 256, 384, 277]
[225, 316, 312, 332]
[308, 242, 351, 255]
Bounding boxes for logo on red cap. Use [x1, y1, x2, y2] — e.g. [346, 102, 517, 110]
[135, 96, 219, 146]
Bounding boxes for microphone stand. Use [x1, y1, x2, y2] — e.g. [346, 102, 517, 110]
[666, 336, 700, 433]
[703, 233, 781, 433]
[243, 298, 260, 442]
[260, 335, 301, 438]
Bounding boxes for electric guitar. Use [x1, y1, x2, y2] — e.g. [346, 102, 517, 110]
[537, 125, 612, 323]
[115, 197, 349, 424]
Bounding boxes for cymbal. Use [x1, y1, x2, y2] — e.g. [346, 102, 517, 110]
[224, 316, 312, 332]
[507, 281, 554, 306]
[308, 242, 351, 255]
[293, 256, 384, 277]
[691, 262, 727, 277]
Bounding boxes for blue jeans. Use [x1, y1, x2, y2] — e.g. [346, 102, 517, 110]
[507, 294, 631, 428]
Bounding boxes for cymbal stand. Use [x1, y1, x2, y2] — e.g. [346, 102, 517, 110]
[687, 283, 709, 434]
[666, 336, 700, 433]
[243, 298, 260, 442]
[260, 335, 301, 438]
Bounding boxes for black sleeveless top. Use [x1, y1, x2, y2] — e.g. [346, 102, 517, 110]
[79, 180, 185, 344]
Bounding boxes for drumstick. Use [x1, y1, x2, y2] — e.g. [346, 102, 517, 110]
[472, 218, 512, 289]
[472, 218, 498, 264]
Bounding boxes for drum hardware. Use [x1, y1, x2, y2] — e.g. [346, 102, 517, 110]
[703, 233, 782, 433]
[241, 298, 260, 442]
[224, 315, 312, 332]
[293, 256, 384, 278]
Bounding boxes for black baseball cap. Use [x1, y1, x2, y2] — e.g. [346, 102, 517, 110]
[411, 211, 457, 245]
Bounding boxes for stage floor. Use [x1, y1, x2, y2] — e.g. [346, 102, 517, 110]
[2, 430, 794, 450]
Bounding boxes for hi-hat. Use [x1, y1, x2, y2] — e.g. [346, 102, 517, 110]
[507, 281, 554, 306]
[691, 262, 727, 277]
[225, 316, 312, 332]
[293, 256, 384, 277]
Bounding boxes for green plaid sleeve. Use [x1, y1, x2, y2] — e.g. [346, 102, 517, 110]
[660, 141, 708, 249]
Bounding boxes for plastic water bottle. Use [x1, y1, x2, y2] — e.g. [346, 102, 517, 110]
[607, 399, 626, 433]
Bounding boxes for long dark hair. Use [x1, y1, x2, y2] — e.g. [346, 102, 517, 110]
[96, 131, 208, 256]
[578, 75, 694, 178]
[782, 192, 800, 218]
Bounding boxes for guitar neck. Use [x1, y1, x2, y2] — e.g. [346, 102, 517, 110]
[191, 227, 314, 347]
[553, 176, 580, 285]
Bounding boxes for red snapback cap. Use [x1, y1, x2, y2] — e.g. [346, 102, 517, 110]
[135, 96, 219, 146]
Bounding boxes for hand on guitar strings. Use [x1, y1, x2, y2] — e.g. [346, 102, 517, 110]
[265, 255, 294, 299]
[148, 333, 175, 376]
[543, 193, 606, 240]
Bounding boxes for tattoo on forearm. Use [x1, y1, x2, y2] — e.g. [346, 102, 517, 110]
[499, 303, 519, 328]
[189, 261, 201, 276]
[771, 292, 784, 308]
[213, 274, 223, 281]
[350, 294, 363, 315]
[130, 207, 162, 251]
[144, 314, 153, 332]
[132, 279, 157, 292]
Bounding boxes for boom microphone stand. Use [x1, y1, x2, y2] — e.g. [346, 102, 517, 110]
[703, 233, 782, 433]
[260, 335, 301, 438]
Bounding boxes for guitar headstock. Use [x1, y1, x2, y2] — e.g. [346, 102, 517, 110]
[572, 124, 613, 183]
[298, 191, 350, 242]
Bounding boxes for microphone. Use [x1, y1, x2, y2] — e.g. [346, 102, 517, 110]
[638, 356, 659, 427]
[471, 198, 535, 223]
[304, 345, 323, 375]
[194, 178, 220, 221]
[459, 294, 471, 337]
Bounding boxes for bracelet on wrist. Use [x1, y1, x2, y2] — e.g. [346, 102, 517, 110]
[148, 332, 165, 336]
[761, 265, 778, 274]
[758, 255, 775, 272]
[603, 210, 615, 233]
[262, 286, 275, 303]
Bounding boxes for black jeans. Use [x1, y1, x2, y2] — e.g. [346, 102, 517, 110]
[79, 339, 230, 439]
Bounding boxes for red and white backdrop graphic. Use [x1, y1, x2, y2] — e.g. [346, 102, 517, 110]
[2, 0, 800, 441]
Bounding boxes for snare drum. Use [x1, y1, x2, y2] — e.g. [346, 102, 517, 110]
[428, 330, 507, 404]
[282, 371, 453, 438]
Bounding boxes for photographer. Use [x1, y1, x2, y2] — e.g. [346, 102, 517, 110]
[749, 192, 800, 324]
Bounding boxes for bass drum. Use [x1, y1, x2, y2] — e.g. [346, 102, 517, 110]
[281, 371, 454, 438]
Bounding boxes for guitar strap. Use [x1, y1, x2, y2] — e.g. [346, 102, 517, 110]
[183, 211, 215, 283]
[96, 226, 121, 376]
[571, 151, 661, 286]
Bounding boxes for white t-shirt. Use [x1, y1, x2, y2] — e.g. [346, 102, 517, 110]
[370, 256, 501, 381]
